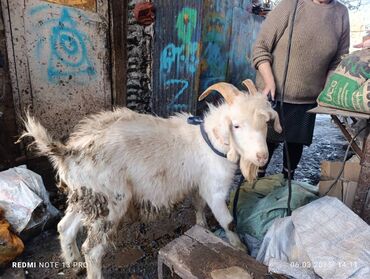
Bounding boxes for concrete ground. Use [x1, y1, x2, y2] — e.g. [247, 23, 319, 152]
[1, 115, 347, 279]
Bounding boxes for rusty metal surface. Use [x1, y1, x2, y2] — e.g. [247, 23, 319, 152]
[196, 0, 262, 113]
[152, 0, 204, 117]
[353, 131, 370, 224]
[2, 0, 111, 137]
[41, 0, 97, 12]
[199, 0, 235, 92]
[227, 7, 262, 88]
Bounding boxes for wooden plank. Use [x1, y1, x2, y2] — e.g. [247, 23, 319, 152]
[352, 132, 370, 224]
[308, 106, 370, 119]
[1, 0, 20, 120]
[0, 5, 22, 168]
[158, 234, 200, 279]
[331, 115, 363, 158]
[227, 8, 263, 88]
[1, 0, 33, 128]
[109, 0, 128, 107]
[152, 0, 203, 117]
[159, 225, 285, 279]
[184, 225, 234, 249]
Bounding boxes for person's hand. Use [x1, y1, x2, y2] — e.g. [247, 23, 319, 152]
[262, 79, 276, 101]
[257, 62, 276, 100]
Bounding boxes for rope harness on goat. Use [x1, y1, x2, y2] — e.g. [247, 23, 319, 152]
[187, 116, 244, 226]
[187, 116, 227, 159]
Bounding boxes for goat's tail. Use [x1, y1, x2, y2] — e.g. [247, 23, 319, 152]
[19, 113, 69, 160]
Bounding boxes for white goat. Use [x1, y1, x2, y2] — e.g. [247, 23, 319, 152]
[20, 81, 281, 279]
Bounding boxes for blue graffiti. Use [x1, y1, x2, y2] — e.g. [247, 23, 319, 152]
[199, 6, 232, 92]
[203, 42, 225, 77]
[160, 42, 199, 77]
[31, 6, 95, 82]
[29, 4, 49, 16]
[159, 7, 199, 112]
[165, 79, 189, 110]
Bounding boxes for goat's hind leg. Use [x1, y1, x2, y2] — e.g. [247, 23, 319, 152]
[57, 209, 84, 266]
[82, 189, 132, 279]
[82, 220, 113, 279]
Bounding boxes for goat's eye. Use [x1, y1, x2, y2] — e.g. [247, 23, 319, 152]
[233, 125, 240, 129]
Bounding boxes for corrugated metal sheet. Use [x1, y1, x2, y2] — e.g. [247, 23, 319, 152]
[199, 0, 240, 92]
[227, 7, 263, 88]
[152, 0, 203, 117]
[1, 0, 111, 137]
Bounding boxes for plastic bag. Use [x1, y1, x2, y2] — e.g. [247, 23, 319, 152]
[0, 165, 59, 233]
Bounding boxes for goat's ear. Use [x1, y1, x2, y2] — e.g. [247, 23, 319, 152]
[256, 108, 282, 134]
[227, 147, 240, 163]
[212, 116, 231, 146]
[255, 109, 270, 123]
[269, 109, 282, 133]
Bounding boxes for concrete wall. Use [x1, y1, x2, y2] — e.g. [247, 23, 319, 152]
[126, 0, 153, 113]
[2, 0, 111, 137]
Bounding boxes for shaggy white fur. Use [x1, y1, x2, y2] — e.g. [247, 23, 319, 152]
[20, 82, 281, 279]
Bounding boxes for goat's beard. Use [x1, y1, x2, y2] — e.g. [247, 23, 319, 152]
[239, 158, 259, 183]
[226, 135, 258, 183]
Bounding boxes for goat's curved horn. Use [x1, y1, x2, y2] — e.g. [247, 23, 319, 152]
[198, 82, 241, 105]
[242, 79, 258, 95]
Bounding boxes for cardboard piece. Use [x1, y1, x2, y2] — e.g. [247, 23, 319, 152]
[318, 161, 361, 208]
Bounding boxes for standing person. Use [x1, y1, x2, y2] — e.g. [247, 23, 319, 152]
[252, 0, 350, 179]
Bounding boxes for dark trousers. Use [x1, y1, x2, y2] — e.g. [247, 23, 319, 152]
[259, 142, 304, 179]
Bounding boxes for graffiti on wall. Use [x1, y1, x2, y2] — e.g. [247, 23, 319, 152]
[30, 4, 96, 83]
[160, 7, 199, 111]
[228, 8, 262, 86]
[199, 0, 234, 92]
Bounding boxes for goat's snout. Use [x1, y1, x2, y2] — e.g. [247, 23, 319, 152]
[256, 152, 268, 165]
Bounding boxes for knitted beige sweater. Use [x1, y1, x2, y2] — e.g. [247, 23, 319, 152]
[252, 0, 350, 104]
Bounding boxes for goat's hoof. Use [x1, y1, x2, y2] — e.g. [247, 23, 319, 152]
[229, 235, 248, 253]
[195, 219, 208, 228]
[236, 243, 248, 253]
[74, 265, 86, 276]
[198, 223, 209, 230]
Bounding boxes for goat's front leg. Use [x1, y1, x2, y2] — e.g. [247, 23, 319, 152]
[193, 191, 207, 227]
[201, 192, 246, 251]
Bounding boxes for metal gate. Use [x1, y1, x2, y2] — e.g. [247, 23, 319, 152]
[153, 0, 263, 117]
[152, 0, 204, 117]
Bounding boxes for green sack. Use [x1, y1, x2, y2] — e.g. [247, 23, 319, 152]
[229, 174, 318, 241]
[317, 49, 370, 113]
